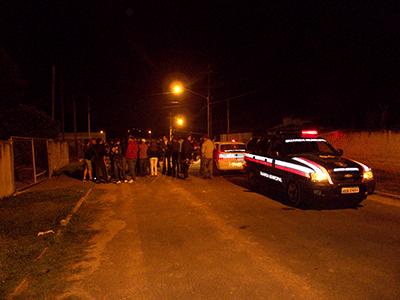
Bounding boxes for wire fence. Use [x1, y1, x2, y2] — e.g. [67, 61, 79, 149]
[11, 137, 49, 191]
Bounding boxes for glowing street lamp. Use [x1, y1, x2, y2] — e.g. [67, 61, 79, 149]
[170, 80, 211, 137]
[169, 114, 186, 140]
[176, 116, 184, 127]
[170, 81, 184, 95]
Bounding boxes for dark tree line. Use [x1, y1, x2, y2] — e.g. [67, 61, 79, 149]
[0, 48, 59, 139]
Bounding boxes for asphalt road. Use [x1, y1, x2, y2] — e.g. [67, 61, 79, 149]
[60, 166, 400, 299]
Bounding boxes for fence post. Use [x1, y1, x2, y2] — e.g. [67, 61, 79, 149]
[9, 138, 16, 195]
[31, 138, 37, 183]
[47, 139, 52, 177]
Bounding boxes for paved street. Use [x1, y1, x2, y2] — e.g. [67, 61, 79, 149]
[58, 166, 400, 299]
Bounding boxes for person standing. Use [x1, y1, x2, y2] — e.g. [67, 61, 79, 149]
[148, 140, 160, 176]
[138, 139, 149, 176]
[125, 135, 138, 182]
[111, 138, 125, 183]
[94, 138, 108, 183]
[160, 136, 171, 175]
[201, 135, 215, 179]
[180, 135, 193, 179]
[199, 136, 206, 176]
[171, 136, 180, 177]
[83, 138, 95, 182]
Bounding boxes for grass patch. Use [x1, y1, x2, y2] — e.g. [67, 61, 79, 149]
[7, 189, 104, 299]
[0, 185, 87, 298]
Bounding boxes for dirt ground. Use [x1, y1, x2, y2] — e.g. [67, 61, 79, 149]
[0, 175, 93, 299]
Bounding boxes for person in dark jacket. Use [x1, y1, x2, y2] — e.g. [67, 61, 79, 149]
[110, 138, 125, 183]
[83, 138, 95, 182]
[180, 135, 193, 179]
[94, 138, 108, 183]
[171, 136, 180, 177]
[160, 136, 171, 175]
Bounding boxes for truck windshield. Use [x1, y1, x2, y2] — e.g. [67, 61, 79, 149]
[283, 139, 337, 155]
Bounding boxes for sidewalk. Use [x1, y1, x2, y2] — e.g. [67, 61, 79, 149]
[1, 174, 90, 299]
[373, 169, 400, 200]
[22, 174, 87, 193]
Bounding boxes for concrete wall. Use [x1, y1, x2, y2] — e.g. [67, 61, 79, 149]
[48, 140, 70, 176]
[0, 141, 15, 198]
[322, 131, 400, 172]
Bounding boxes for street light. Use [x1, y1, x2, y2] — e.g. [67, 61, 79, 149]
[169, 114, 185, 140]
[175, 116, 185, 127]
[170, 81, 184, 95]
[170, 81, 211, 137]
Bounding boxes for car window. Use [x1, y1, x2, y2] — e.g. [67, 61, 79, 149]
[269, 140, 283, 157]
[255, 138, 271, 156]
[247, 138, 259, 153]
[220, 143, 246, 152]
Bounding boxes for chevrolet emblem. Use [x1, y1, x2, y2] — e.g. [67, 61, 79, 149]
[344, 174, 353, 178]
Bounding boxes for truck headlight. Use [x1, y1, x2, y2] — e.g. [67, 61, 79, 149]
[310, 172, 331, 183]
[363, 170, 373, 181]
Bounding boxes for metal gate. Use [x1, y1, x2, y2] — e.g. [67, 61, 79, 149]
[11, 136, 49, 191]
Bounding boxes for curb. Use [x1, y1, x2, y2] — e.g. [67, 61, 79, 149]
[368, 192, 400, 208]
[8, 183, 94, 299]
[58, 183, 94, 231]
[375, 191, 400, 200]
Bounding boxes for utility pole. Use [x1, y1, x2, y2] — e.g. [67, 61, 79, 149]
[51, 65, 55, 120]
[207, 64, 211, 138]
[227, 99, 230, 134]
[60, 74, 65, 140]
[169, 112, 172, 141]
[88, 96, 91, 138]
[73, 95, 78, 158]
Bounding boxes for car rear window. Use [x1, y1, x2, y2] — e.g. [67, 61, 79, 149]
[220, 144, 246, 152]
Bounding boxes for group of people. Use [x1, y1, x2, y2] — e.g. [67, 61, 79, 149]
[82, 134, 215, 184]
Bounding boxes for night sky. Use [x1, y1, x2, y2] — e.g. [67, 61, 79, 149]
[1, 1, 400, 138]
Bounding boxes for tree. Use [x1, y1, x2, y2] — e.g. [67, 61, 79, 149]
[0, 104, 60, 139]
[0, 47, 27, 106]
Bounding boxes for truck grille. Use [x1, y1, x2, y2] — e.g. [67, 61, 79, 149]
[330, 171, 362, 183]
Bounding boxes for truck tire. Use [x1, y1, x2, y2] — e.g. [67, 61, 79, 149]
[247, 170, 259, 191]
[286, 181, 303, 207]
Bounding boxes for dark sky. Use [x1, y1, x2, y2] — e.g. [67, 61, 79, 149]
[1, 0, 400, 137]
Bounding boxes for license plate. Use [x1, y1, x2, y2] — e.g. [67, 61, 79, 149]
[341, 187, 360, 194]
[230, 162, 243, 167]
